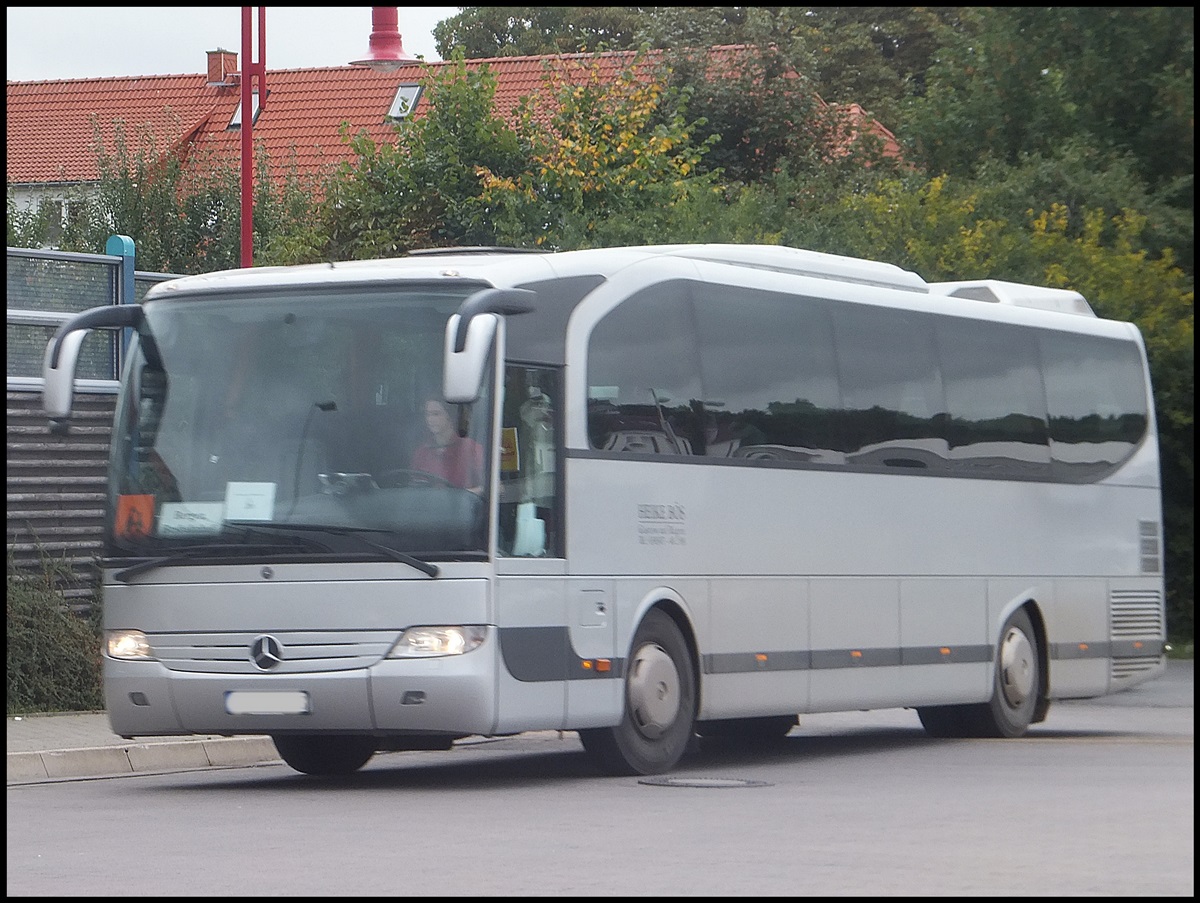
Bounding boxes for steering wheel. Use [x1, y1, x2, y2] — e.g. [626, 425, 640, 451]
[375, 468, 458, 490]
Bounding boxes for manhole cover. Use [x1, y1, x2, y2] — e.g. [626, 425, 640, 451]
[638, 776, 772, 788]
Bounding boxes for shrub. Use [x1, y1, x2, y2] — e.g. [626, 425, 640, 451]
[6, 550, 103, 714]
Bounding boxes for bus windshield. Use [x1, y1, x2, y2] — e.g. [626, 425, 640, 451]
[106, 286, 493, 562]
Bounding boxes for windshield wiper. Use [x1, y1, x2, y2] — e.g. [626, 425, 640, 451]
[112, 538, 327, 583]
[226, 522, 440, 578]
[113, 524, 440, 582]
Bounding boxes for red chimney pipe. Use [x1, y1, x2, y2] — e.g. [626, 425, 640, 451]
[350, 7, 415, 70]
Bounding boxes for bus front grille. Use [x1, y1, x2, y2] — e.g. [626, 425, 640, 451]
[147, 630, 398, 674]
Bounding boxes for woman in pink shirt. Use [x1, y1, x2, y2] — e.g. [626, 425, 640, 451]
[410, 398, 484, 493]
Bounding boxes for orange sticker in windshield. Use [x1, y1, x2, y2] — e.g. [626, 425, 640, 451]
[115, 494, 155, 539]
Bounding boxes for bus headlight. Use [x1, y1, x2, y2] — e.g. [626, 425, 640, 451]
[387, 626, 487, 658]
[106, 629, 154, 660]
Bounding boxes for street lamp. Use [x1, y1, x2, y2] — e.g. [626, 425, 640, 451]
[240, 8, 411, 268]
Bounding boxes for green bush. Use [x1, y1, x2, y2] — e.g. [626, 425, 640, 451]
[6, 551, 103, 715]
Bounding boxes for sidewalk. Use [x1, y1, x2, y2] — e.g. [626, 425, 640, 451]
[7, 712, 279, 783]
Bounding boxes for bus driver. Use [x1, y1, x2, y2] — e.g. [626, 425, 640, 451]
[411, 398, 484, 493]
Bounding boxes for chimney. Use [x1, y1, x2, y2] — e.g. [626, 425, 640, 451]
[207, 49, 239, 86]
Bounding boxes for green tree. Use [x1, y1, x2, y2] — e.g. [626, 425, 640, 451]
[477, 51, 719, 249]
[6, 194, 66, 249]
[792, 6, 972, 124]
[293, 49, 720, 258]
[437, 8, 913, 189]
[636, 6, 970, 129]
[902, 8, 1194, 181]
[290, 54, 528, 261]
[433, 6, 650, 58]
[437, 7, 972, 135]
[900, 7, 1194, 271]
[654, 43, 843, 186]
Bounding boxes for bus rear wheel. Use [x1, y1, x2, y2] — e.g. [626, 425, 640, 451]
[272, 734, 376, 775]
[579, 609, 696, 776]
[917, 607, 1041, 739]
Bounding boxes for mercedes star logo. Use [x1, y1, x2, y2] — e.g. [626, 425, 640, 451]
[250, 634, 284, 670]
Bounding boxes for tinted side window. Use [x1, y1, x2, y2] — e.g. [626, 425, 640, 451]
[584, 277, 1140, 486]
[587, 282, 702, 455]
[1041, 331, 1149, 481]
[693, 284, 841, 463]
[937, 317, 1050, 477]
[833, 304, 947, 472]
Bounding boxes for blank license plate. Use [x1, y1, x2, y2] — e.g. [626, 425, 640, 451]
[225, 690, 310, 715]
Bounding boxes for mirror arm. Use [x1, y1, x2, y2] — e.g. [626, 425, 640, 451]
[452, 288, 536, 353]
[47, 303, 145, 368]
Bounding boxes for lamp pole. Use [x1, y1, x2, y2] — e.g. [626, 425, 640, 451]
[240, 7, 266, 268]
[239, 8, 410, 269]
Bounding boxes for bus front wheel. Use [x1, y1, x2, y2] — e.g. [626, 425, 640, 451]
[272, 734, 376, 776]
[917, 607, 1041, 739]
[579, 609, 697, 776]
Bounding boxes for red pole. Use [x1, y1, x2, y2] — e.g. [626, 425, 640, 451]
[240, 7, 265, 268]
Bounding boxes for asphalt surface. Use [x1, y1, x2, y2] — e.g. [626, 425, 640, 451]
[8, 659, 1193, 783]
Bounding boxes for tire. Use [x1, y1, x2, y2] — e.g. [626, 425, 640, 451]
[982, 607, 1041, 737]
[272, 734, 376, 776]
[917, 607, 1042, 739]
[579, 609, 697, 776]
[696, 715, 798, 742]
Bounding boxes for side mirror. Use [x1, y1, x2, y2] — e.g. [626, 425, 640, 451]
[443, 312, 497, 403]
[42, 328, 91, 423]
[443, 288, 535, 403]
[42, 304, 145, 427]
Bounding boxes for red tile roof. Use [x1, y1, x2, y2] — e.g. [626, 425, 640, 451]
[7, 47, 897, 191]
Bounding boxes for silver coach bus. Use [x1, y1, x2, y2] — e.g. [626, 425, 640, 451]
[42, 244, 1166, 776]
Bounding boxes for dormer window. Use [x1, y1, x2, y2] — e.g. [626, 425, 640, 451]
[228, 91, 263, 129]
[387, 85, 423, 121]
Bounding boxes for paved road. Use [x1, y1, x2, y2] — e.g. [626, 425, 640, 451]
[7, 662, 1192, 896]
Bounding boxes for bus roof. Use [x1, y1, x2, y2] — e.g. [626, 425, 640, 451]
[927, 279, 1095, 317]
[144, 244, 1095, 318]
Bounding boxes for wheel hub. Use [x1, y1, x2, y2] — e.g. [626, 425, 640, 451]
[999, 625, 1035, 708]
[627, 642, 681, 739]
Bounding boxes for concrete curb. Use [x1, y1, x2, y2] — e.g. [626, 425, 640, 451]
[7, 737, 280, 783]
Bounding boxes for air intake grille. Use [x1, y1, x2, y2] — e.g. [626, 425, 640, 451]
[1109, 589, 1164, 681]
[1112, 656, 1163, 680]
[1138, 520, 1161, 574]
[1110, 589, 1164, 638]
